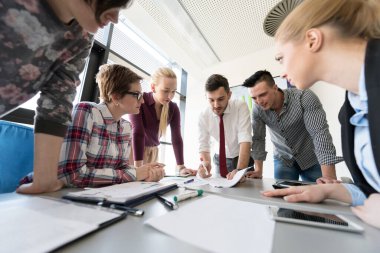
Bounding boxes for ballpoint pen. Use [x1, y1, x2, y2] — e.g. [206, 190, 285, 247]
[108, 204, 144, 216]
[156, 194, 178, 210]
[200, 158, 209, 176]
[183, 178, 194, 184]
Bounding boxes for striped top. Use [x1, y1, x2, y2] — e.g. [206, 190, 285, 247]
[57, 102, 136, 187]
[251, 88, 343, 170]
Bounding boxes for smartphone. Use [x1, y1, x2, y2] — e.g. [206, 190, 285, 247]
[267, 206, 364, 233]
[272, 180, 315, 189]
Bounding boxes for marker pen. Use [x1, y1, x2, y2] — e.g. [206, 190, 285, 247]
[173, 189, 203, 203]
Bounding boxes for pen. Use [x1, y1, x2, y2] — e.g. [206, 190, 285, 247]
[156, 194, 178, 210]
[183, 178, 194, 184]
[173, 189, 203, 203]
[108, 204, 144, 216]
[200, 158, 209, 176]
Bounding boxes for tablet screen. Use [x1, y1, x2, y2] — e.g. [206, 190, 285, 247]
[268, 206, 364, 233]
[277, 208, 348, 226]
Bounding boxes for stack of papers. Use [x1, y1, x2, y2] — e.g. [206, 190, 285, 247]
[145, 195, 275, 253]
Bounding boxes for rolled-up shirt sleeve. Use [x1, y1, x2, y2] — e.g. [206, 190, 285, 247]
[198, 111, 211, 153]
[251, 104, 267, 160]
[343, 183, 367, 206]
[237, 102, 252, 143]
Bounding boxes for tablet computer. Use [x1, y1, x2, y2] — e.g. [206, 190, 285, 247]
[272, 180, 315, 189]
[267, 206, 364, 233]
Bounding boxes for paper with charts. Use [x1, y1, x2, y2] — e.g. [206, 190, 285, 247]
[145, 195, 275, 253]
[195, 167, 249, 188]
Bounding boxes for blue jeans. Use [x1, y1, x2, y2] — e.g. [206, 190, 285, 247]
[274, 157, 322, 182]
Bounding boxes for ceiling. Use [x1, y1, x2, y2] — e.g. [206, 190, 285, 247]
[134, 0, 284, 67]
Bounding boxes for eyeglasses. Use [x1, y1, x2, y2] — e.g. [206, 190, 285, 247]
[125, 91, 143, 101]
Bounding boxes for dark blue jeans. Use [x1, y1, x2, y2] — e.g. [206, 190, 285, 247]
[274, 157, 322, 182]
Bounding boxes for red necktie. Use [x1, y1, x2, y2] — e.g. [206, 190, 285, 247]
[219, 114, 228, 177]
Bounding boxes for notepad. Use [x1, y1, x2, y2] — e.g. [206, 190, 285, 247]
[64, 181, 178, 206]
[0, 197, 126, 253]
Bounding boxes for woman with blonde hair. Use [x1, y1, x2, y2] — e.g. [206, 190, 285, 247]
[262, 0, 380, 229]
[129, 67, 196, 176]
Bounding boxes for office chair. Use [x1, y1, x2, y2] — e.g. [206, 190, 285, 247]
[0, 120, 34, 193]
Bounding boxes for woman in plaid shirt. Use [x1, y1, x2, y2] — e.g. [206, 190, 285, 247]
[21, 64, 165, 187]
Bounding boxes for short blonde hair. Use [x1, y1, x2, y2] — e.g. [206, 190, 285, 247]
[96, 64, 142, 103]
[276, 0, 380, 43]
[151, 67, 177, 137]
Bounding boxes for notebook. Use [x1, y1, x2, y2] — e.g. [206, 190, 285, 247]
[0, 197, 126, 253]
[63, 181, 178, 207]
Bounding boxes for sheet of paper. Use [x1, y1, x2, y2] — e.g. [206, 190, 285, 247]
[67, 181, 176, 203]
[0, 197, 123, 253]
[197, 167, 249, 188]
[145, 195, 275, 253]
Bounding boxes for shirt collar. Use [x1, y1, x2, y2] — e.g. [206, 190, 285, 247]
[98, 102, 118, 125]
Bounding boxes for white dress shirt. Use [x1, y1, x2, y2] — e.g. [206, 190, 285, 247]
[198, 99, 252, 158]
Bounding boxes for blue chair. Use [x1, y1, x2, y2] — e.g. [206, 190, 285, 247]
[0, 120, 34, 193]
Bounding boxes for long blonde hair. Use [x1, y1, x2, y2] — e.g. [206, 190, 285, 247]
[151, 67, 177, 137]
[275, 0, 380, 43]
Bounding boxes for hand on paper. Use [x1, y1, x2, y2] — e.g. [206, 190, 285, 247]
[352, 194, 380, 229]
[226, 169, 246, 182]
[197, 161, 211, 178]
[246, 170, 263, 179]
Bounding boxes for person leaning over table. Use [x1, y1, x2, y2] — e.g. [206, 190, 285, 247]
[262, 0, 380, 229]
[20, 64, 165, 188]
[242, 70, 343, 183]
[197, 74, 254, 180]
[1, 0, 133, 194]
[129, 67, 197, 176]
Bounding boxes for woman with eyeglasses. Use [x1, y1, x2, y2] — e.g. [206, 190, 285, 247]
[262, 0, 380, 229]
[129, 67, 197, 176]
[21, 64, 165, 187]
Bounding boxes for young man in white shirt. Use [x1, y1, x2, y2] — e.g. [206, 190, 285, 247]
[197, 74, 254, 179]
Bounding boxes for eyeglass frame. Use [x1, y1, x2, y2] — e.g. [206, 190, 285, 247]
[124, 91, 143, 101]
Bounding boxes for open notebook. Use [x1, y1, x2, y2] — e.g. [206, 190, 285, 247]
[63, 181, 178, 206]
[0, 197, 126, 253]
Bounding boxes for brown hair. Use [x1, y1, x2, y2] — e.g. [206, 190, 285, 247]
[96, 64, 142, 103]
[275, 0, 380, 43]
[205, 74, 230, 93]
[84, 0, 134, 24]
[151, 67, 177, 138]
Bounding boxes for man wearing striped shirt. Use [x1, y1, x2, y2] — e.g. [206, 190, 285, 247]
[243, 70, 343, 183]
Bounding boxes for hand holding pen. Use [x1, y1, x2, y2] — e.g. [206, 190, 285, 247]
[198, 158, 212, 178]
